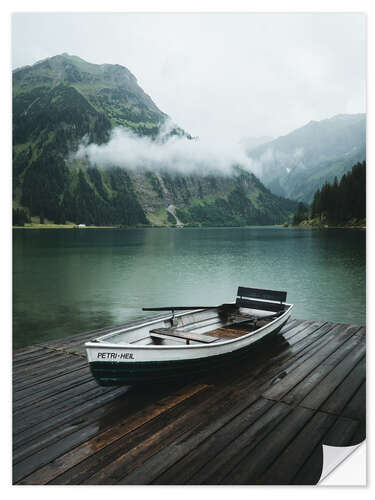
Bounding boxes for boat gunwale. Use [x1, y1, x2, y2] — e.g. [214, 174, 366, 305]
[85, 303, 294, 350]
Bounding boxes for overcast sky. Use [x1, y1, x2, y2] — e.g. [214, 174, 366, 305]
[12, 13, 366, 142]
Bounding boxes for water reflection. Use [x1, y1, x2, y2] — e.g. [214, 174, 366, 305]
[13, 227, 365, 349]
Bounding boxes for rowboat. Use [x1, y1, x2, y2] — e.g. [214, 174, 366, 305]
[85, 286, 293, 386]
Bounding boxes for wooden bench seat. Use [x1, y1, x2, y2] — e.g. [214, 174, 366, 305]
[150, 328, 218, 344]
[236, 286, 287, 313]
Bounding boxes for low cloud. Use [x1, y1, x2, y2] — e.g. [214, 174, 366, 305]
[74, 122, 259, 176]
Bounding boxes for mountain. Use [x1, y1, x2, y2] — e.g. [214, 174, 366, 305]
[13, 53, 168, 136]
[239, 136, 274, 151]
[247, 114, 366, 202]
[13, 53, 297, 226]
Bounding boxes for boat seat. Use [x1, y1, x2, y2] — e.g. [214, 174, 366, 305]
[150, 327, 218, 345]
[235, 286, 287, 313]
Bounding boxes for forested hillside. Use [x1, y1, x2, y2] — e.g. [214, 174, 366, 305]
[310, 162, 365, 225]
[13, 53, 297, 227]
[292, 161, 366, 226]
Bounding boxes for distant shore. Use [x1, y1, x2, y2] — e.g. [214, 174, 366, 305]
[292, 225, 366, 230]
[14, 222, 365, 230]
[13, 224, 122, 229]
[13, 223, 286, 230]
[285, 218, 366, 230]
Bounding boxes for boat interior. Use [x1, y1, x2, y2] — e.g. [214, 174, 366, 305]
[93, 287, 291, 347]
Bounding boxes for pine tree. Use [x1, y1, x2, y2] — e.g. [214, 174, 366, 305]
[307, 161, 365, 225]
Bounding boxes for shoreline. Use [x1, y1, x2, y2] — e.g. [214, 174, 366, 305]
[292, 224, 365, 230]
[13, 224, 122, 229]
[286, 218, 366, 230]
[13, 224, 366, 230]
[12, 224, 286, 230]
[287, 225, 366, 230]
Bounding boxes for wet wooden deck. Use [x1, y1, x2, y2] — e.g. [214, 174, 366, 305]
[13, 317, 366, 485]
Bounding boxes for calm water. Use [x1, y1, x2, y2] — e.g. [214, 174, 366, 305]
[13, 227, 366, 349]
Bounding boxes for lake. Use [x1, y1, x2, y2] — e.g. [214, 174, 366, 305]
[13, 227, 366, 350]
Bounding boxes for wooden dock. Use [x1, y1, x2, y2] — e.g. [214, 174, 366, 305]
[13, 317, 366, 485]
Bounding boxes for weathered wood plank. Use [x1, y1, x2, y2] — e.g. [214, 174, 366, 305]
[13, 352, 75, 377]
[13, 345, 46, 356]
[13, 364, 90, 402]
[254, 324, 340, 392]
[13, 355, 85, 385]
[48, 385, 220, 485]
[191, 402, 298, 485]
[13, 358, 87, 391]
[217, 406, 314, 484]
[339, 381, 366, 445]
[281, 329, 365, 407]
[274, 316, 298, 332]
[19, 383, 208, 485]
[349, 421, 365, 445]
[13, 383, 115, 435]
[17, 383, 208, 484]
[122, 397, 275, 485]
[81, 391, 279, 485]
[13, 347, 55, 365]
[15, 382, 199, 458]
[12, 370, 96, 413]
[323, 415, 361, 447]
[341, 381, 366, 422]
[282, 320, 327, 341]
[13, 376, 102, 416]
[262, 323, 361, 402]
[257, 410, 336, 485]
[304, 355, 365, 413]
[292, 415, 360, 485]
[13, 385, 129, 459]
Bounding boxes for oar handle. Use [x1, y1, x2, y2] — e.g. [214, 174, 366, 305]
[142, 306, 215, 311]
[142, 303, 236, 312]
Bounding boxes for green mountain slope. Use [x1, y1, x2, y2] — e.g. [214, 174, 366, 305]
[13, 53, 167, 134]
[13, 53, 297, 226]
[248, 114, 366, 203]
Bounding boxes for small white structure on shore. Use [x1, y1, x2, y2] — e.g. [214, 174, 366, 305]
[78, 224, 86, 228]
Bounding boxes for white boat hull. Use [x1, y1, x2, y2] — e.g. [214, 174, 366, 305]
[85, 304, 293, 385]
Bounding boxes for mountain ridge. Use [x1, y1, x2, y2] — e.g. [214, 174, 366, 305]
[247, 112, 366, 202]
[12, 54, 298, 226]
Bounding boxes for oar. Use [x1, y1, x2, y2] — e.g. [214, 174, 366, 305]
[142, 304, 236, 312]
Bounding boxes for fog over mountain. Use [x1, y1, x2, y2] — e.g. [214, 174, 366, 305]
[75, 124, 259, 176]
[75, 109, 366, 204]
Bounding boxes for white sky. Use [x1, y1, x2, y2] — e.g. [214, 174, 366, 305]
[12, 12, 366, 142]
